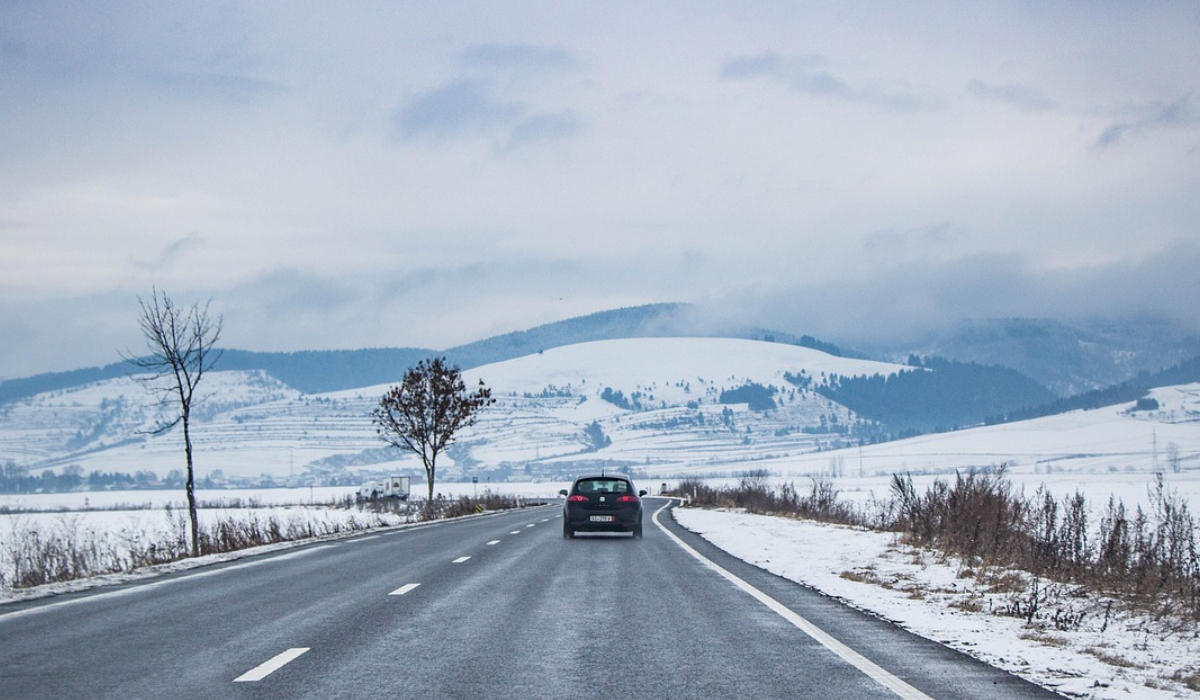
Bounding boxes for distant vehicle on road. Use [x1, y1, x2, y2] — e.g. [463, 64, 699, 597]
[357, 476, 410, 501]
[560, 474, 645, 539]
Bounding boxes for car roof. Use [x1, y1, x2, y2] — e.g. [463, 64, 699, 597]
[573, 474, 634, 482]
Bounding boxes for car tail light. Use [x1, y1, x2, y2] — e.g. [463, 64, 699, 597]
[617, 495, 639, 503]
[567, 494, 588, 502]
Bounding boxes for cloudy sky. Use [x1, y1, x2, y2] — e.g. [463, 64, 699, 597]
[2, 1, 1198, 378]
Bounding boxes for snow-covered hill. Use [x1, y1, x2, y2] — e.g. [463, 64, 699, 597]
[770, 382, 1200, 480]
[0, 371, 299, 473]
[0, 338, 908, 483]
[3, 337, 1199, 493]
[460, 337, 902, 393]
[445, 337, 910, 479]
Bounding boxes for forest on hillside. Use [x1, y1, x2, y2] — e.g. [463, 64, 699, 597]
[816, 356, 1056, 435]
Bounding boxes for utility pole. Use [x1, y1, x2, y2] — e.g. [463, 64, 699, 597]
[1152, 428, 1159, 473]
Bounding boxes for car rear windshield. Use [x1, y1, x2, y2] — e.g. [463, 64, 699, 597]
[575, 479, 630, 494]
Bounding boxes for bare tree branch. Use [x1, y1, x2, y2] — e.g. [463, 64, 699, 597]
[371, 357, 494, 502]
[123, 288, 223, 557]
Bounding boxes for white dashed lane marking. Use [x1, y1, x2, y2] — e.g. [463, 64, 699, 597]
[233, 648, 310, 683]
[487, 540, 500, 545]
[389, 583, 420, 596]
[452, 556, 471, 564]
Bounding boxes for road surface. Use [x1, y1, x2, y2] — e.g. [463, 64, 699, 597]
[0, 499, 1060, 699]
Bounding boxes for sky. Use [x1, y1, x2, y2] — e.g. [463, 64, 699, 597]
[2, 1, 1199, 379]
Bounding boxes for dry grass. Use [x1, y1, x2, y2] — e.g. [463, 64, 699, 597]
[840, 567, 882, 585]
[1083, 645, 1143, 670]
[950, 596, 985, 613]
[982, 570, 1027, 594]
[1018, 630, 1068, 647]
[1171, 669, 1200, 692]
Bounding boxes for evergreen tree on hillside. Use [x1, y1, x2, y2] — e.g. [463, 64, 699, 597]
[582, 421, 612, 451]
[719, 383, 778, 411]
[818, 358, 1054, 435]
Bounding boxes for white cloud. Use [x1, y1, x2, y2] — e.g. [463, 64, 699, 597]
[966, 80, 1057, 112]
[1095, 94, 1200, 148]
[458, 42, 575, 73]
[2, 1, 1200, 378]
[394, 78, 525, 139]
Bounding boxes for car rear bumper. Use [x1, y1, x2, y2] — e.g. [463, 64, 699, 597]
[564, 508, 641, 532]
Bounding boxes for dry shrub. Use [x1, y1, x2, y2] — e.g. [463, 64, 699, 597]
[679, 466, 1200, 624]
[1171, 670, 1200, 692]
[679, 474, 865, 527]
[890, 469, 1200, 623]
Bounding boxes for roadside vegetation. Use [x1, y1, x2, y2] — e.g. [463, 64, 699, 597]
[677, 467, 1200, 626]
[1, 493, 532, 592]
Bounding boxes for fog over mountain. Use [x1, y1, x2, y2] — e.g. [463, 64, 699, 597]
[3, 303, 1197, 409]
[3, 3, 1198, 380]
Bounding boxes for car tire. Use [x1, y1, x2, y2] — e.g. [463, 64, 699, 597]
[563, 522, 574, 539]
[633, 522, 643, 539]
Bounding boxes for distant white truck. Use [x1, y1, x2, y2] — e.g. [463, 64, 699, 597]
[357, 476, 410, 501]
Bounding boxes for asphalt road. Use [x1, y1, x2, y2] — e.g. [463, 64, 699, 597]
[0, 499, 1061, 700]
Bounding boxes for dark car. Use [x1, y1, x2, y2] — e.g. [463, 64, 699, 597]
[560, 474, 646, 539]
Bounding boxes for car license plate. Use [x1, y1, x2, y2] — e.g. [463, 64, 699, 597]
[589, 515, 615, 523]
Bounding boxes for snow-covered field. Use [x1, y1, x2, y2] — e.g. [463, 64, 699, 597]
[764, 467, 1200, 520]
[7, 465, 1195, 522]
[0, 482, 570, 513]
[0, 501, 413, 601]
[675, 506, 1200, 700]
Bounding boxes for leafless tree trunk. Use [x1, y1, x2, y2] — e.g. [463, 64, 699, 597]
[125, 289, 223, 557]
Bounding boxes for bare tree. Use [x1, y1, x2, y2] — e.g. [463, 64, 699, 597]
[372, 357, 494, 502]
[125, 289, 223, 557]
[1166, 441, 1182, 474]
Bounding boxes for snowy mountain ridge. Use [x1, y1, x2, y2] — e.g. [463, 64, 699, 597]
[0, 338, 906, 483]
[2, 337, 1198, 492]
[7, 303, 1196, 407]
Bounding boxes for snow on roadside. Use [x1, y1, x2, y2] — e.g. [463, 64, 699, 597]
[0, 506, 413, 604]
[673, 506, 1200, 700]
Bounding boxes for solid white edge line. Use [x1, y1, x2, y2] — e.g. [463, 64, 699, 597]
[651, 501, 936, 700]
[233, 647, 310, 682]
[389, 583, 421, 596]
